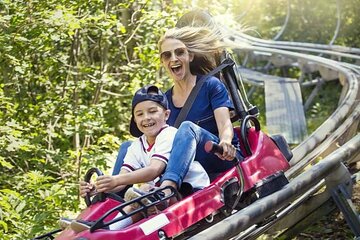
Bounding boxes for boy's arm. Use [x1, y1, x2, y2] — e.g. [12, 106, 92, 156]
[79, 168, 130, 197]
[96, 159, 166, 193]
[106, 168, 130, 193]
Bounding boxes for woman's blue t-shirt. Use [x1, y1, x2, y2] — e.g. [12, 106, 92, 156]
[165, 75, 239, 145]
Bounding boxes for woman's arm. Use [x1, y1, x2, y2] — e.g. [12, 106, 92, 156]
[214, 107, 236, 161]
[95, 160, 166, 192]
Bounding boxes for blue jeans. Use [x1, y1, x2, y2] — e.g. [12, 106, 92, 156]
[161, 121, 240, 187]
[112, 141, 132, 175]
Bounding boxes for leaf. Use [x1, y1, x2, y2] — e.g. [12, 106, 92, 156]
[0, 220, 8, 232]
[15, 201, 26, 213]
[5, 136, 29, 152]
[0, 157, 14, 169]
[0, 189, 21, 199]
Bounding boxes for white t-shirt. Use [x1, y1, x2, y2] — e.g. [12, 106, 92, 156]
[121, 125, 210, 189]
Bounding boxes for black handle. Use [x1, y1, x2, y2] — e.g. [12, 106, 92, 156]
[84, 167, 104, 182]
[84, 167, 105, 207]
[204, 141, 223, 155]
[240, 115, 261, 156]
[204, 141, 239, 164]
[221, 58, 248, 120]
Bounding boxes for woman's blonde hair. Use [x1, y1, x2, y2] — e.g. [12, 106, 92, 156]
[158, 25, 228, 75]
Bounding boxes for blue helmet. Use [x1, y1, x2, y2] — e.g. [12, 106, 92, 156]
[129, 85, 168, 137]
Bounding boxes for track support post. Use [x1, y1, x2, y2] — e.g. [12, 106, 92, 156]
[330, 182, 360, 237]
[325, 163, 360, 238]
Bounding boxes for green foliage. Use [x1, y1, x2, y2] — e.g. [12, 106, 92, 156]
[0, 0, 187, 238]
[206, 0, 360, 47]
[304, 81, 342, 132]
[0, 0, 358, 239]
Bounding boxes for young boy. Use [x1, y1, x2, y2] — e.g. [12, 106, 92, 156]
[70, 84, 210, 232]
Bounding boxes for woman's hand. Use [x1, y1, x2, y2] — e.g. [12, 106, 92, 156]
[95, 175, 118, 193]
[79, 180, 95, 198]
[217, 140, 236, 161]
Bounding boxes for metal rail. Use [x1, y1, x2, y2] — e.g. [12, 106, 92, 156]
[226, 29, 360, 55]
[189, 134, 360, 240]
[224, 28, 359, 238]
[190, 18, 360, 239]
[233, 45, 359, 164]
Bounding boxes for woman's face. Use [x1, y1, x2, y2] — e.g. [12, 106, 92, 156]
[160, 38, 194, 82]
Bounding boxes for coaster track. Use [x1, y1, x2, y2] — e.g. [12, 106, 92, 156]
[189, 22, 360, 240]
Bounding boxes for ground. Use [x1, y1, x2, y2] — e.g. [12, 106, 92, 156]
[295, 178, 360, 239]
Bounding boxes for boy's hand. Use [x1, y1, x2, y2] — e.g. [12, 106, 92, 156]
[95, 175, 117, 193]
[79, 181, 95, 198]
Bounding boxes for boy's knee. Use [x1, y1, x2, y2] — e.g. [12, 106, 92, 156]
[179, 121, 198, 132]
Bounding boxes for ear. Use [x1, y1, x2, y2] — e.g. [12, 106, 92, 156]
[164, 109, 171, 121]
[189, 52, 194, 62]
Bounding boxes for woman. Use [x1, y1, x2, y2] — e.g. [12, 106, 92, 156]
[157, 25, 241, 195]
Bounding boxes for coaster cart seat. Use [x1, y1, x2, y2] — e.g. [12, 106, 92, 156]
[44, 121, 291, 240]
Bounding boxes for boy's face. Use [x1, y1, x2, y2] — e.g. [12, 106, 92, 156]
[133, 100, 170, 143]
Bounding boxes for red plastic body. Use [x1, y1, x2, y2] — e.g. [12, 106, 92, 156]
[55, 128, 290, 240]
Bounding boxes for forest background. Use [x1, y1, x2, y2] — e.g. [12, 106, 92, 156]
[0, 0, 359, 239]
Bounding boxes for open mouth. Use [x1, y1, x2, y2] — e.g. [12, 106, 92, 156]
[143, 122, 155, 128]
[171, 64, 182, 75]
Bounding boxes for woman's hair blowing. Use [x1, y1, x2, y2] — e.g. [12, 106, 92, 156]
[158, 25, 227, 75]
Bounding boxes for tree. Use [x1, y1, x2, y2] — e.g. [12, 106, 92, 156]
[1, 0, 358, 238]
[0, 0, 184, 238]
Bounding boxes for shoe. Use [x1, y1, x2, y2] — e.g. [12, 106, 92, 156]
[124, 187, 165, 215]
[70, 219, 94, 233]
[149, 186, 180, 210]
[148, 187, 171, 211]
[58, 217, 72, 230]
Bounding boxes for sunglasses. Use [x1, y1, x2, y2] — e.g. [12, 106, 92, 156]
[160, 47, 188, 61]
